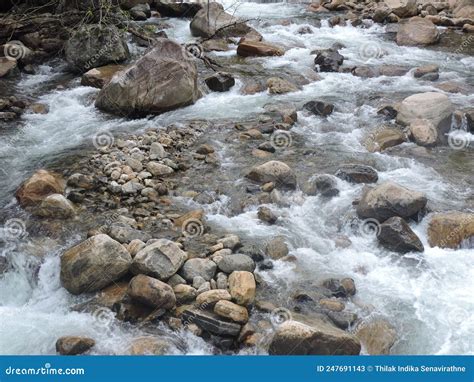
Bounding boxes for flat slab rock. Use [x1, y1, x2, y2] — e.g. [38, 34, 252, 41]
[182, 308, 242, 337]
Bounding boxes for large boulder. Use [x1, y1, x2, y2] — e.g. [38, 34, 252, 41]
[356, 181, 427, 222]
[428, 212, 474, 249]
[65, 24, 130, 73]
[269, 315, 361, 355]
[246, 161, 297, 189]
[452, 0, 474, 18]
[95, 39, 200, 117]
[377, 217, 424, 253]
[127, 274, 176, 309]
[16, 169, 65, 207]
[397, 92, 454, 142]
[131, 239, 188, 280]
[384, 0, 418, 17]
[190, 2, 251, 38]
[396, 17, 439, 46]
[60, 234, 132, 294]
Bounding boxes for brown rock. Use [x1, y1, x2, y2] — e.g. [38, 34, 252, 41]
[214, 300, 249, 323]
[366, 128, 406, 152]
[228, 271, 256, 306]
[56, 336, 95, 355]
[81, 64, 126, 88]
[196, 289, 231, 307]
[355, 318, 397, 355]
[396, 17, 439, 46]
[128, 274, 176, 309]
[128, 336, 169, 355]
[237, 41, 284, 57]
[427, 212, 474, 249]
[16, 169, 65, 207]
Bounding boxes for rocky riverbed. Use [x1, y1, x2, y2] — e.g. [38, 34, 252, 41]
[0, 0, 473, 355]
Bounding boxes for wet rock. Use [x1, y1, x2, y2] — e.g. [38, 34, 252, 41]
[297, 25, 313, 34]
[413, 64, 439, 80]
[173, 284, 197, 304]
[96, 39, 200, 117]
[190, 2, 251, 38]
[202, 39, 229, 52]
[335, 164, 378, 184]
[409, 119, 438, 147]
[196, 289, 232, 306]
[326, 311, 358, 330]
[29, 103, 49, 114]
[0, 57, 18, 78]
[355, 318, 397, 355]
[146, 162, 174, 176]
[373, 4, 392, 22]
[265, 236, 289, 260]
[128, 274, 176, 309]
[303, 100, 334, 117]
[214, 300, 249, 323]
[65, 24, 129, 73]
[427, 212, 474, 249]
[216, 254, 256, 273]
[314, 49, 344, 72]
[16, 169, 65, 207]
[108, 224, 151, 244]
[319, 299, 345, 312]
[366, 128, 406, 152]
[352, 65, 409, 78]
[228, 271, 256, 306]
[205, 72, 235, 92]
[217, 234, 241, 250]
[81, 64, 125, 88]
[34, 194, 75, 219]
[463, 24, 474, 33]
[384, 0, 417, 18]
[396, 17, 439, 46]
[182, 308, 242, 336]
[465, 109, 474, 133]
[264, 102, 298, 124]
[180, 258, 217, 282]
[269, 316, 361, 355]
[266, 77, 298, 94]
[67, 173, 95, 190]
[55, 336, 95, 355]
[60, 234, 132, 294]
[130, 3, 151, 20]
[306, 174, 339, 197]
[377, 104, 398, 120]
[237, 40, 284, 57]
[128, 336, 169, 355]
[131, 239, 188, 280]
[356, 181, 427, 222]
[246, 161, 297, 189]
[258, 206, 278, 224]
[322, 278, 356, 298]
[377, 217, 424, 253]
[397, 92, 453, 141]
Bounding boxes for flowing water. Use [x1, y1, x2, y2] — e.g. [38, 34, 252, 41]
[0, 0, 473, 355]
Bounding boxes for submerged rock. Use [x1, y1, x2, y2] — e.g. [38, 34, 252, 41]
[335, 164, 378, 184]
[34, 194, 75, 219]
[205, 72, 235, 92]
[305, 174, 339, 197]
[355, 318, 397, 355]
[314, 49, 344, 72]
